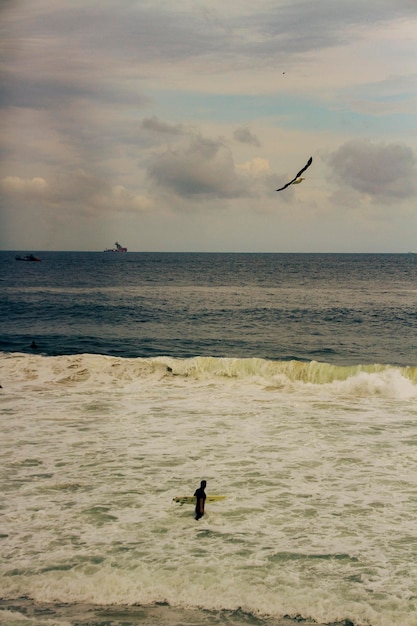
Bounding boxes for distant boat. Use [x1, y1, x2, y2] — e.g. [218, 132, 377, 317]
[15, 254, 41, 262]
[104, 242, 127, 252]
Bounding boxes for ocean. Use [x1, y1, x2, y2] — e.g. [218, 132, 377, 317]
[1, 251, 417, 626]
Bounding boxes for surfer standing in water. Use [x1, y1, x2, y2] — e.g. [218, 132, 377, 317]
[194, 480, 206, 520]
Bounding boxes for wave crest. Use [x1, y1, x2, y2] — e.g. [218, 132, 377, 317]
[1, 352, 416, 396]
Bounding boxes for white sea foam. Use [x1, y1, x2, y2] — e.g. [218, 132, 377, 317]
[1, 352, 417, 625]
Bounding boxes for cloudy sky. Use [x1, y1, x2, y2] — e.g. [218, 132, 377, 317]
[1, 0, 417, 252]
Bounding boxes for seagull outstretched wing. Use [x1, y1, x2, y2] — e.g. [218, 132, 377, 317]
[276, 156, 313, 192]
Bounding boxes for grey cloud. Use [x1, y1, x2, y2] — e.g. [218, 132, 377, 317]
[2, 0, 415, 145]
[247, 0, 417, 58]
[0, 70, 151, 111]
[329, 140, 417, 200]
[6, 2, 225, 67]
[233, 127, 261, 147]
[5, 0, 414, 86]
[141, 117, 185, 135]
[0, 75, 91, 110]
[147, 134, 246, 199]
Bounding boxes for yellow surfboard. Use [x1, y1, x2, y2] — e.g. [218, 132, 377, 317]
[173, 495, 226, 505]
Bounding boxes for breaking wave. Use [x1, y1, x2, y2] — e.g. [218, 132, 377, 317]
[1, 352, 416, 397]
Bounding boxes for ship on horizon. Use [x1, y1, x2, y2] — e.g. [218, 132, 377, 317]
[104, 242, 127, 252]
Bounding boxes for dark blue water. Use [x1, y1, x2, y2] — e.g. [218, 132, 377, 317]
[1, 251, 417, 366]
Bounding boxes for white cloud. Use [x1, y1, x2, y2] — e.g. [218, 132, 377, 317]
[237, 158, 270, 176]
[108, 186, 153, 213]
[1, 172, 153, 216]
[1, 176, 49, 196]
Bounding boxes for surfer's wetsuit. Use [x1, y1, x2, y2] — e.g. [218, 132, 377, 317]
[194, 480, 206, 520]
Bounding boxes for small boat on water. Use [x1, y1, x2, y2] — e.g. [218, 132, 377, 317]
[104, 241, 127, 252]
[15, 254, 41, 262]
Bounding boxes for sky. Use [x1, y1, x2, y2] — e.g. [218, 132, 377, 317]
[1, 0, 417, 252]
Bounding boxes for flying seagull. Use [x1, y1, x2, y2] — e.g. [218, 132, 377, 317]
[276, 156, 313, 192]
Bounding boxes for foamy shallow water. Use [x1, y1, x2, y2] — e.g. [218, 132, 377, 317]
[0, 598, 355, 626]
[1, 353, 417, 626]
